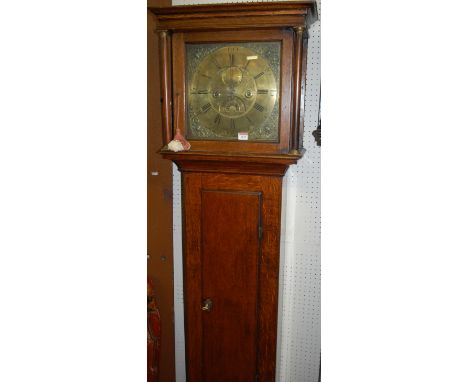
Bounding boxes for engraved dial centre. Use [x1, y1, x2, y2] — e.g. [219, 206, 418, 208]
[210, 65, 257, 118]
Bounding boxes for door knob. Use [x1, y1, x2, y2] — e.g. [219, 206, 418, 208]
[201, 298, 213, 312]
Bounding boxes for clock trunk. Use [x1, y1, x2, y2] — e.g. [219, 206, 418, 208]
[183, 171, 282, 382]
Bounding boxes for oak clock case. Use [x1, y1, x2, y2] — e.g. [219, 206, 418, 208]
[150, 2, 317, 382]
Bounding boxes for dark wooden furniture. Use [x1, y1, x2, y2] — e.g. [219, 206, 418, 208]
[147, 1, 176, 380]
[148, 2, 317, 381]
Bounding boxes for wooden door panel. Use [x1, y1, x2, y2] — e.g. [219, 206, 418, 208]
[183, 172, 282, 382]
[201, 190, 261, 382]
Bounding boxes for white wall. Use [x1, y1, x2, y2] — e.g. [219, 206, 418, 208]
[172, 1, 321, 380]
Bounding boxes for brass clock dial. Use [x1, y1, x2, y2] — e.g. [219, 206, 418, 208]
[186, 42, 281, 141]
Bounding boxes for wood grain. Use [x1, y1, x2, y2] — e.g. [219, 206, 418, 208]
[147, 6, 175, 382]
[178, 165, 286, 382]
[182, 173, 203, 382]
[201, 190, 261, 381]
[150, 1, 317, 32]
[158, 30, 173, 145]
[162, 150, 302, 177]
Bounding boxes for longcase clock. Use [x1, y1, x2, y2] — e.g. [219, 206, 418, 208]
[149, 2, 318, 381]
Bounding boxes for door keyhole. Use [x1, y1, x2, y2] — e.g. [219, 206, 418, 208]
[201, 298, 213, 312]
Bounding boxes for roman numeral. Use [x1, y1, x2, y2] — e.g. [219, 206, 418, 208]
[214, 114, 221, 126]
[229, 54, 234, 66]
[191, 90, 208, 95]
[254, 103, 264, 112]
[254, 71, 265, 80]
[211, 58, 222, 69]
[246, 116, 253, 125]
[200, 73, 212, 79]
[230, 119, 236, 130]
[257, 89, 269, 95]
[201, 103, 212, 113]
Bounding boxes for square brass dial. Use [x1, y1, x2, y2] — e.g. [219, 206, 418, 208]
[185, 41, 281, 142]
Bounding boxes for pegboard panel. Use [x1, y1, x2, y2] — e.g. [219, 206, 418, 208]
[278, 2, 321, 377]
[171, 1, 321, 381]
[172, 163, 185, 382]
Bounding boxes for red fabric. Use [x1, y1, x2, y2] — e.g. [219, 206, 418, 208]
[147, 278, 161, 382]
